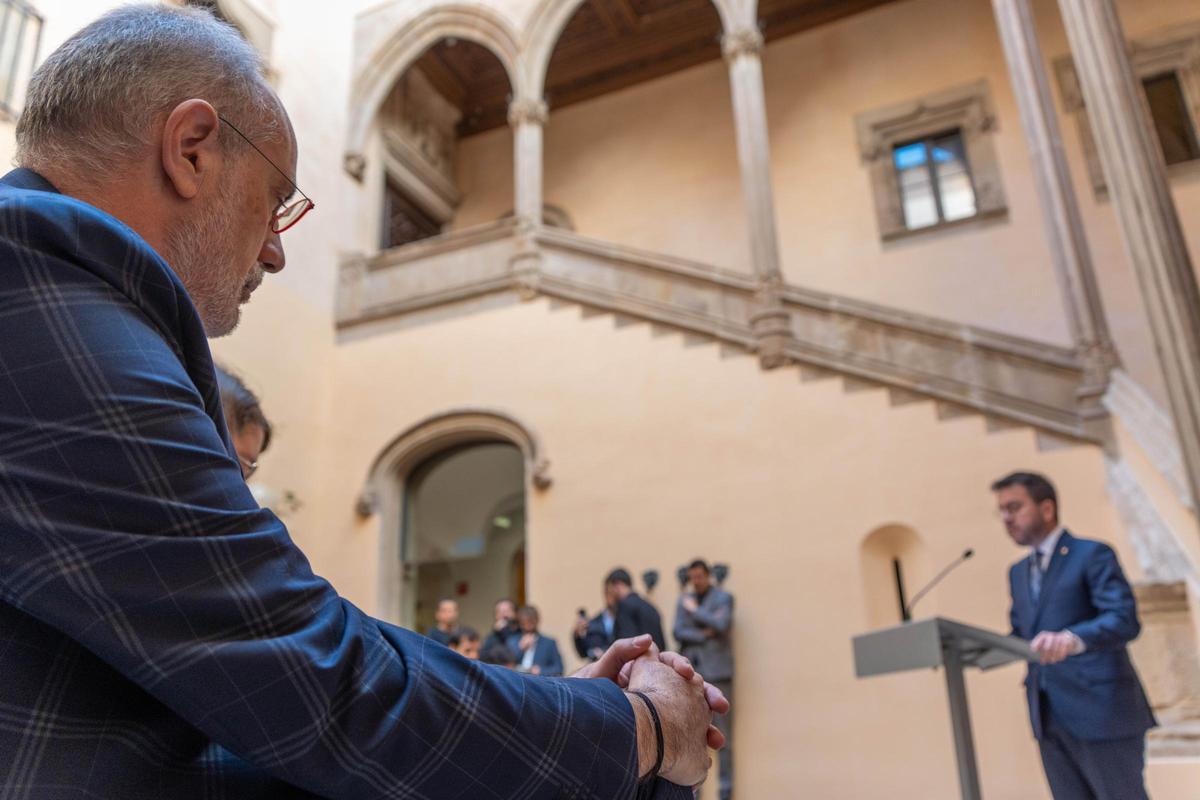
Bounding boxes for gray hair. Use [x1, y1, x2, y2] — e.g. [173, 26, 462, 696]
[16, 3, 278, 179]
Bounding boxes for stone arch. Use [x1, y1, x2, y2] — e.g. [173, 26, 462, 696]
[859, 523, 927, 629]
[523, 0, 742, 100]
[345, 4, 525, 172]
[359, 409, 550, 627]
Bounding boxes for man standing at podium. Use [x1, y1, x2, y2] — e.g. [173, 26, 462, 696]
[992, 471, 1155, 800]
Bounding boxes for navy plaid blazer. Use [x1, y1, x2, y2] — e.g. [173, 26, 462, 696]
[0, 168, 642, 798]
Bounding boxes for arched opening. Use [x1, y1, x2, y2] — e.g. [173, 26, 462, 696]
[860, 524, 927, 629]
[361, 409, 549, 631]
[539, 0, 753, 271]
[369, 38, 515, 250]
[403, 442, 526, 635]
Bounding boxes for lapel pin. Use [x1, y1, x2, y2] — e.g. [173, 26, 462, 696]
[1060, 546, 1069, 556]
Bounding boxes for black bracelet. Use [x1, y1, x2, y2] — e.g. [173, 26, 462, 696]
[632, 690, 665, 784]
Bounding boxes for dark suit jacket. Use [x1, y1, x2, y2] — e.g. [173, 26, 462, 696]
[575, 611, 614, 660]
[0, 169, 639, 797]
[614, 592, 667, 651]
[1008, 530, 1156, 742]
[512, 633, 565, 677]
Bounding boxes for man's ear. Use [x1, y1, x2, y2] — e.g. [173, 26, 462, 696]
[161, 99, 221, 200]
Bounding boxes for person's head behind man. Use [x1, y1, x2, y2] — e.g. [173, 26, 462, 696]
[604, 568, 634, 601]
[493, 598, 516, 627]
[215, 365, 271, 479]
[991, 471, 1059, 547]
[15, 4, 308, 339]
[686, 559, 711, 595]
[448, 627, 480, 660]
[434, 598, 458, 631]
[517, 606, 540, 635]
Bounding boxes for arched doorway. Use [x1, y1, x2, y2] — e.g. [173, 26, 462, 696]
[360, 409, 550, 632]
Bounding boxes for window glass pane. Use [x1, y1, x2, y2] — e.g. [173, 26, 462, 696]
[894, 142, 937, 229]
[931, 132, 976, 222]
[1142, 72, 1200, 166]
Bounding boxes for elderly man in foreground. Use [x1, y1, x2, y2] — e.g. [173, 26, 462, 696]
[0, 5, 725, 797]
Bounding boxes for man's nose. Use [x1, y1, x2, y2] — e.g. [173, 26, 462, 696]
[259, 229, 286, 273]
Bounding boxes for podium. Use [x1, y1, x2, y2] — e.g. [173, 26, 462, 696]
[852, 617, 1035, 800]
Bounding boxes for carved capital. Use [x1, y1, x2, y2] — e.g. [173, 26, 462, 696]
[508, 99, 548, 127]
[722, 28, 764, 62]
[343, 152, 366, 182]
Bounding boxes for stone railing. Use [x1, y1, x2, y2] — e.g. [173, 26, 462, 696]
[338, 225, 1104, 440]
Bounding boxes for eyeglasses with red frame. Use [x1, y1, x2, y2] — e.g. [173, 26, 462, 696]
[218, 114, 314, 233]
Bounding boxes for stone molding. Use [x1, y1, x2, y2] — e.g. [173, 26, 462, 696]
[1105, 457, 1195, 582]
[854, 80, 1008, 240]
[338, 226, 1105, 440]
[1054, 20, 1200, 195]
[1131, 580, 1200, 757]
[1104, 369, 1192, 509]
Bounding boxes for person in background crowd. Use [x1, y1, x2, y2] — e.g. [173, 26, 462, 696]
[483, 597, 520, 653]
[448, 627, 481, 660]
[509, 606, 564, 677]
[607, 568, 667, 651]
[674, 559, 735, 800]
[575, 581, 619, 661]
[480, 640, 518, 669]
[426, 597, 459, 646]
[993, 471, 1154, 800]
[214, 364, 271, 480]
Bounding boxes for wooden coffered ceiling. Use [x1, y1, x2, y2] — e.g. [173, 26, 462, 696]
[408, 0, 901, 138]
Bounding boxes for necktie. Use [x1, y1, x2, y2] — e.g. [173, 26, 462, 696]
[1030, 551, 1045, 602]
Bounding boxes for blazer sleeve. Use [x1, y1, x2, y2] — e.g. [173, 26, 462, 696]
[692, 593, 733, 635]
[0, 232, 639, 797]
[1065, 544, 1142, 651]
[672, 598, 708, 645]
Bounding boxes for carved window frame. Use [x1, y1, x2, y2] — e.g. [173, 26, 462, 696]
[1054, 22, 1200, 196]
[855, 80, 1007, 241]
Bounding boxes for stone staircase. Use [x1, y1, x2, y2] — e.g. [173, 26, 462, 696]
[337, 221, 1106, 446]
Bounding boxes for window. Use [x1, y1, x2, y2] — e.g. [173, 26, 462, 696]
[0, 0, 43, 117]
[893, 130, 977, 231]
[1054, 23, 1200, 195]
[382, 179, 441, 249]
[1142, 72, 1200, 166]
[856, 81, 1006, 240]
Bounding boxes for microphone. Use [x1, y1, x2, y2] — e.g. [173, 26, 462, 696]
[904, 549, 974, 621]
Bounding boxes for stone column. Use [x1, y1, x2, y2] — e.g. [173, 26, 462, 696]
[1057, 0, 1200, 512]
[991, 0, 1115, 413]
[509, 98, 548, 226]
[508, 98, 549, 299]
[722, 27, 790, 367]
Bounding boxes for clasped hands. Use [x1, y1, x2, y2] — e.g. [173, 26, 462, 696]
[572, 634, 728, 787]
[1030, 629, 1084, 664]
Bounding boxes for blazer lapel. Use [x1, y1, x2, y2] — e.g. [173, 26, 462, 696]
[1032, 530, 1073, 627]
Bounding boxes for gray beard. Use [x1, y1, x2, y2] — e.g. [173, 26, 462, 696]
[164, 194, 253, 338]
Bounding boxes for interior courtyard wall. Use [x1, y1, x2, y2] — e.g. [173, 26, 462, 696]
[541, 56, 753, 271]
[325, 296, 1150, 799]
